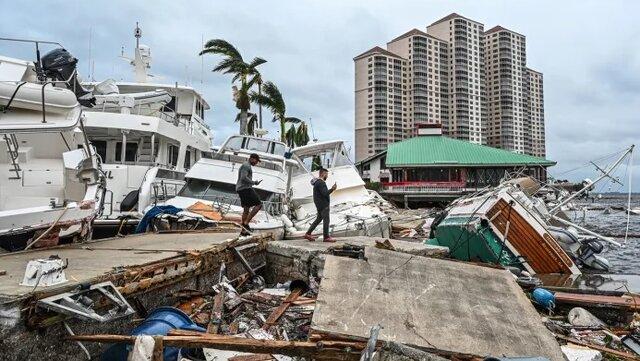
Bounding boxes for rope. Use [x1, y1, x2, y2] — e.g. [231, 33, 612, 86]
[24, 207, 69, 250]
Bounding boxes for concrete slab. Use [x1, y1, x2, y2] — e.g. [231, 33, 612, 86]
[0, 231, 240, 298]
[311, 247, 565, 360]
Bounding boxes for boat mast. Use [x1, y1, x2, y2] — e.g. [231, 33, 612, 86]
[548, 145, 634, 215]
[132, 22, 149, 83]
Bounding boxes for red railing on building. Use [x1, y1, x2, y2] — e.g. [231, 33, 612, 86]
[382, 181, 466, 193]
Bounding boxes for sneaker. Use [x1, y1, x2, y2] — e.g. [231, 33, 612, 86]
[303, 234, 316, 242]
[323, 237, 337, 243]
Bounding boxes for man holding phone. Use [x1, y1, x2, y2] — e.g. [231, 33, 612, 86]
[304, 167, 337, 242]
[236, 153, 263, 235]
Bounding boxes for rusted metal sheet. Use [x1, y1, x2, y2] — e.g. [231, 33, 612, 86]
[488, 199, 576, 274]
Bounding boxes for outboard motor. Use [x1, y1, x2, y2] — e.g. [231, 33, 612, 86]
[40, 48, 94, 107]
[577, 238, 610, 272]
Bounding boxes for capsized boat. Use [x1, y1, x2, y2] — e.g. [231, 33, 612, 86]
[155, 135, 297, 239]
[286, 140, 391, 239]
[0, 39, 105, 251]
[428, 180, 583, 275]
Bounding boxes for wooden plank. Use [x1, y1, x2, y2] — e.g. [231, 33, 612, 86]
[228, 354, 274, 361]
[555, 335, 640, 360]
[262, 288, 303, 329]
[68, 334, 365, 360]
[554, 291, 640, 310]
[208, 287, 226, 333]
[152, 336, 164, 361]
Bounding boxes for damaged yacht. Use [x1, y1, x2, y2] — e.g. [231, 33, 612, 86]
[0, 39, 105, 251]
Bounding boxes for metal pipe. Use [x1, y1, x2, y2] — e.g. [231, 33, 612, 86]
[150, 133, 155, 163]
[121, 131, 127, 164]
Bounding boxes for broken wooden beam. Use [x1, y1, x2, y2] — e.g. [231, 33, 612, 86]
[554, 291, 640, 311]
[68, 333, 365, 360]
[555, 334, 640, 361]
[208, 286, 226, 334]
[262, 287, 303, 329]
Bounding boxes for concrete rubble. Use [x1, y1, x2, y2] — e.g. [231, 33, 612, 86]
[1, 229, 639, 360]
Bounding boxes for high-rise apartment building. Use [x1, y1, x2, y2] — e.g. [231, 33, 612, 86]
[354, 13, 546, 161]
[526, 68, 545, 158]
[484, 26, 528, 153]
[354, 47, 407, 160]
[387, 29, 449, 137]
[427, 14, 486, 144]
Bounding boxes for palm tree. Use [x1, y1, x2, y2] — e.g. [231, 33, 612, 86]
[200, 39, 265, 134]
[250, 81, 302, 142]
[295, 122, 310, 146]
[283, 122, 310, 148]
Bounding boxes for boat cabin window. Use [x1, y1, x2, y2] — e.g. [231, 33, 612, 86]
[296, 145, 352, 173]
[224, 136, 286, 156]
[115, 142, 138, 162]
[195, 100, 205, 119]
[168, 144, 179, 167]
[272, 143, 286, 156]
[161, 96, 177, 113]
[92, 140, 107, 162]
[179, 179, 278, 205]
[185, 150, 192, 169]
[245, 138, 271, 153]
[226, 137, 245, 152]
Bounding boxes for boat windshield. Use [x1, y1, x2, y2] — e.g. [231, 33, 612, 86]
[294, 145, 353, 175]
[223, 136, 286, 157]
[179, 178, 281, 206]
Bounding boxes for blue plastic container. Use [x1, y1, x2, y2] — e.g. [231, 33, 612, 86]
[101, 307, 206, 361]
[531, 288, 555, 310]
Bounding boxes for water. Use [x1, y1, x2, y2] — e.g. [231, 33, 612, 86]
[569, 193, 640, 275]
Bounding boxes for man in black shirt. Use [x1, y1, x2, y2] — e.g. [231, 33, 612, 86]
[304, 168, 337, 242]
[236, 153, 262, 235]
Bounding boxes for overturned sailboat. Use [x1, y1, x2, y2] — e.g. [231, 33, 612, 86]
[428, 145, 634, 275]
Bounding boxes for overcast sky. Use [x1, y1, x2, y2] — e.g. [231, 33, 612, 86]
[2, 0, 639, 191]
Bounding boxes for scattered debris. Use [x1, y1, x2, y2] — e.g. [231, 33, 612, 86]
[568, 307, 607, 328]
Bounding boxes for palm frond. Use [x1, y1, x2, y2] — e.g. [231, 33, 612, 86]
[200, 39, 242, 60]
[247, 57, 267, 69]
[285, 117, 303, 124]
[212, 58, 242, 74]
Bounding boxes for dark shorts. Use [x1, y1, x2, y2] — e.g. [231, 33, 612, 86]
[237, 188, 261, 208]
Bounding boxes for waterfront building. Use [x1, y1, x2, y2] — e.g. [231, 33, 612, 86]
[355, 125, 554, 205]
[354, 13, 546, 161]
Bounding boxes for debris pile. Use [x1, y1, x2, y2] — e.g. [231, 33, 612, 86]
[386, 208, 438, 239]
[173, 276, 319, 345]
[529, 287, 640, 360]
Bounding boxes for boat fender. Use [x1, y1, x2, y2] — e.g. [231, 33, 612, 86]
[280, 214, 294, 228]
[120, 190, 139, 212]
[531, 288, 555, 310]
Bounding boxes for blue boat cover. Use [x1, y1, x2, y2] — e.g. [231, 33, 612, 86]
[135, 205, 181, 233]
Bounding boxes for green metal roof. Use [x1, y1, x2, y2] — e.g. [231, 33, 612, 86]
[386, 136, 555, 167]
